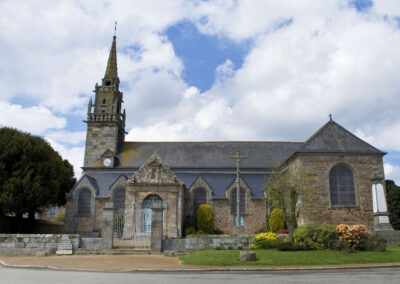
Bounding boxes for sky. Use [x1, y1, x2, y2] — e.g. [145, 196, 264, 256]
[0, 0, 400, 184]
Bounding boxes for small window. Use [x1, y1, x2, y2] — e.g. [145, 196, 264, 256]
[105, 80, 111, 86]
[102, 98, 106, 104]
[193, 188, 207, 215]
[231, 188, 246, 214]
[114, 188, 126, 210]
[49, 205, 56, 217]
[329, 165, 356, 206]
[78, 189, 91, 215]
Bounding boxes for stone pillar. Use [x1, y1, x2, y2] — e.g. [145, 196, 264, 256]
[102, 202, 114, 248]
[370, 169, 393, 231]
[151, 207, 164, 253]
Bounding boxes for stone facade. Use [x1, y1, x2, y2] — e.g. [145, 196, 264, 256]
[289, 153, 383, 228]
[83, 124, 120, 167]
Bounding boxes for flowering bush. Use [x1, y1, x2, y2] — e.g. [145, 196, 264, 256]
[250, 232, 280, 249]
[336, 224, 372, 250]
[277, 229, 289, 234]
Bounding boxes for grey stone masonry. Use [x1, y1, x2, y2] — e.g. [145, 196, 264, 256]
[101, 202, 114, 249]
[151, 207, 164, 253]
[56, 235, 73, 255]
[0, 234, 80, 256]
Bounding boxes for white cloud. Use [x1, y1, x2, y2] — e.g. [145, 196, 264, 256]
[0, 102, 65, 134]
[2, 1, 400, 175]
[45, 137, 84, 178]
[384, 163, 400, 185]
[45, 130, 86, 146]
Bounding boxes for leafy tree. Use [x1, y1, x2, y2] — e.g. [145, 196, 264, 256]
[264, 168, 315, 244]
[0, 127, 76, 231]
[386, 180, 400, 230]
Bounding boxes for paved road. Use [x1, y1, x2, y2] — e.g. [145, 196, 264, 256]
[1, 266, 400, 284]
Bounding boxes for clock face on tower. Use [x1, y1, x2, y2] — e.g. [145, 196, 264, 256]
[103, 158, 112, 167]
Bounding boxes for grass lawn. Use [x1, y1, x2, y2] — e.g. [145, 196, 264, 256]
[179, 247, 400, 266]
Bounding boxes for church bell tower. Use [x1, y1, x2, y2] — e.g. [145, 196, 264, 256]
[83, 35, 126, 168]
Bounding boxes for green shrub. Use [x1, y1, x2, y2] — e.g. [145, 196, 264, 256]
[184, 226, 197, 236]
[276, 242, 301, 251]
[363, 236, 387, 251]
[294, 223, 338, 250]
[54, 214, 65, 223]
[197, 205, 214, 234]
[269, 208, 285, 233]
[251, 232, 281, 249]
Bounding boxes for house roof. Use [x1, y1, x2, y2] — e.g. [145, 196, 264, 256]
[118, 141, 302, 169]
[297, 120, 385, 155]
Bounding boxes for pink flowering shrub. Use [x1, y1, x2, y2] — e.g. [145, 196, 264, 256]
[336, 224, 372, 250]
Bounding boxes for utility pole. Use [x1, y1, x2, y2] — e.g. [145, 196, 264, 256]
[230, 151, 247, 233]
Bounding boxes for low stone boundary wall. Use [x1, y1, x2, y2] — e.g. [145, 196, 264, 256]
[375, 230, 400, 246]
[0, 234, 79, 256]
[80, 237, 103, 250]
[162, 235, 255, 252]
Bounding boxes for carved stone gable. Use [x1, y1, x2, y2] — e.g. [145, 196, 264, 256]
[127, 153, 183, 185]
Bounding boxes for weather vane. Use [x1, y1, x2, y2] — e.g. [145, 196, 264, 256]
[114, 21, 117, 36]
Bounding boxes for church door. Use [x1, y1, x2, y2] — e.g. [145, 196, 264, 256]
[142, 195, 163, 233]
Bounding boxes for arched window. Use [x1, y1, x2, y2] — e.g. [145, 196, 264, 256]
[193, 188, 207, 215]
[230, 188, 246, 214]
[78, 189, 91, 215]
[142, 195, 163, 233]
[329, 165, 356, 206]
[114, 187, 126, 210]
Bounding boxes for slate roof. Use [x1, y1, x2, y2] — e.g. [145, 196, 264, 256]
[118, 141, 302, 169]
[72, 171, 268, 199]
[297, 120, 385, 154]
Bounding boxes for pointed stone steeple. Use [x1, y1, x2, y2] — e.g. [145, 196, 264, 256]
[104, 35, 118, 80]
[83, 34, 126, 168]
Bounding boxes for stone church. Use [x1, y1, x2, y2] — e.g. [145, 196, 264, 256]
[64, 35, 391, 240]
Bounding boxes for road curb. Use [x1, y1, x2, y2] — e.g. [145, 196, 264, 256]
[1, 260, 400, 273]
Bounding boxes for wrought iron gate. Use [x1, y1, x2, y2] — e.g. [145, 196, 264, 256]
[112, 208, 151, 249]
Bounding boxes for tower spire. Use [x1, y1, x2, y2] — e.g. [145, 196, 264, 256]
[104, 34, 118, 79]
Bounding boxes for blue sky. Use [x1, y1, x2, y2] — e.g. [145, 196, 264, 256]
[0, 0, 400, 183]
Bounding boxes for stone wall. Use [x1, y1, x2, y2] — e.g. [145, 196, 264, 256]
[289, 153, 383, 229]
[0, 234, 79, 256]
[162, 235, 254, 252]
[213, 199, 266, 234]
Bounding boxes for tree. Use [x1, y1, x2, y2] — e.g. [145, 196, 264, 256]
[264, 168, 315, 244]
[386, 180, 400, 230]
[0, 127, 76, 231]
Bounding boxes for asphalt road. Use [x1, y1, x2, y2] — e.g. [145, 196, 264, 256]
[1, 266, 400, 284]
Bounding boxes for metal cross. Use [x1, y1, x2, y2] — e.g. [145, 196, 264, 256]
[230, 151, 247, 228]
